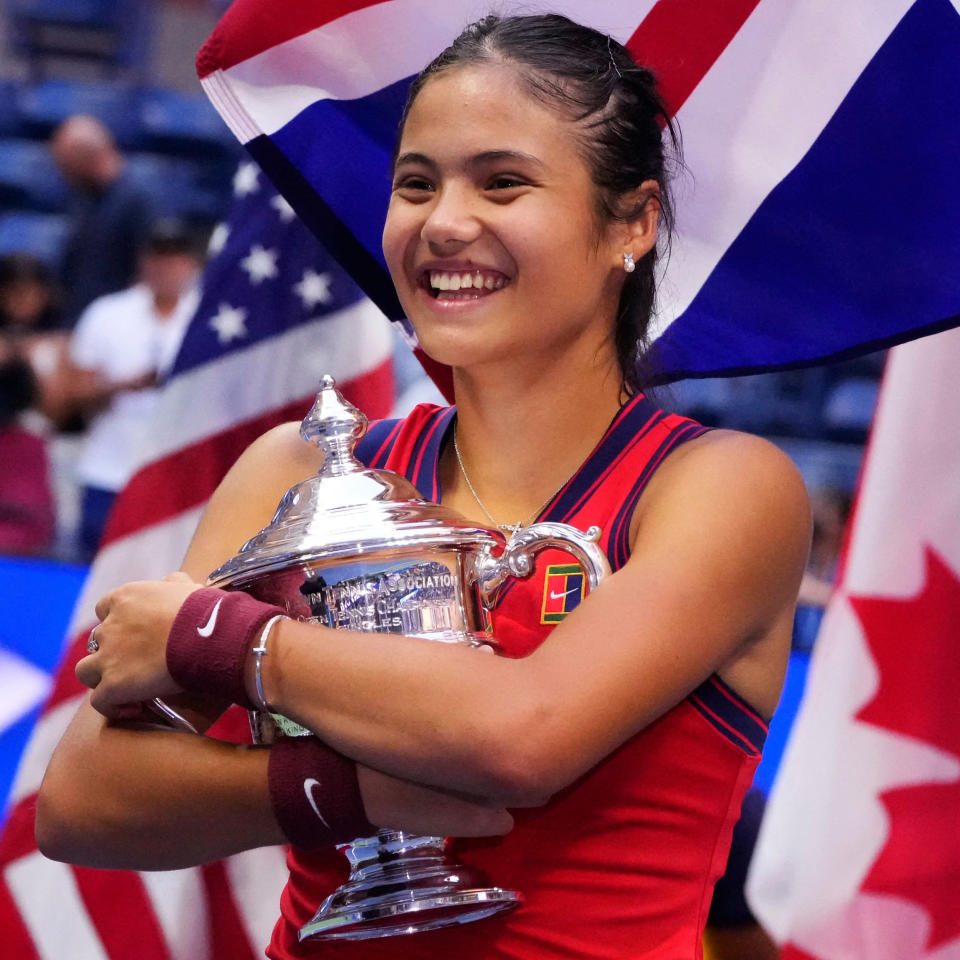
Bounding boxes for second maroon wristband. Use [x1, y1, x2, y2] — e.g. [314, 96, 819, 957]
[166, 587, 285, 709]
[268, 736, 376, 850]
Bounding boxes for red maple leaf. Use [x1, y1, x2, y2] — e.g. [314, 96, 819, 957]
[849, 547, 960, 951]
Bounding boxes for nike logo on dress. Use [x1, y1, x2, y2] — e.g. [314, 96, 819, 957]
[303, 778, 332, 828]
[549, 587, 580, 600]
[197, 598, 223, 638]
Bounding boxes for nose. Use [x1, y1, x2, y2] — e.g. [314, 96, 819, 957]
[420, 184, 482, 251]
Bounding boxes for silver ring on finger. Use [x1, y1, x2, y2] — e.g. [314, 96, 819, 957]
[86, 626, 100, 654]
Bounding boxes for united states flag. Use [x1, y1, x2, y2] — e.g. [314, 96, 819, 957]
[0, 164, 394, 959]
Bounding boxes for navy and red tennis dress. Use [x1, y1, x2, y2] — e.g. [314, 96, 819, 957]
[268, 394, 768, 960]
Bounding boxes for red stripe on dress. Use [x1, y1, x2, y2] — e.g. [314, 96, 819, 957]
[75, 865, 174, 960]
[689, 696, 760, 756]
[626, 0, 763, 115]
[409, 409, 449, 493]
[203, 861, 260, 960]
[708, 674, 770, 730]
[370, 418, 406, 469]
[101, 360, 393, 547]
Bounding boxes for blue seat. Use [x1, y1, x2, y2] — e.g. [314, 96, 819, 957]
[822, 378, 879, 442]
[16, 78, 144, 147]
[0, 81, 27, 138]
[0, 138, 69, 212]
[125, 152, 228, 225]
[138, 87, 239, 160]
[7, 0, 151, 80]
[0, 210, 70, 268]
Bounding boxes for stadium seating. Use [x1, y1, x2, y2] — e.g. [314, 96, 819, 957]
[0, 210, 71, 268]
[0, 138, 69, 212]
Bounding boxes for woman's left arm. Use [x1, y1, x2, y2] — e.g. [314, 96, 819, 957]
[83, 432, 810, 806]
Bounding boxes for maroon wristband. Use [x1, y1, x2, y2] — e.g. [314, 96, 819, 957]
[166, 587, 285, 708]
[268, 736, 376, 850]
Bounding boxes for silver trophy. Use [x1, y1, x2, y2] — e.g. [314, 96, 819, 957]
[205, 376, 610, 941]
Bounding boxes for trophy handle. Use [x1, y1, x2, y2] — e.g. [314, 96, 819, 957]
[474, 522, 610, 609]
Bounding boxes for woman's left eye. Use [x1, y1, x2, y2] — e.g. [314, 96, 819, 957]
[486, 176, 527, 191]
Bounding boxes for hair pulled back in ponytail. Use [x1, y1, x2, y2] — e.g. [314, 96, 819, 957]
[397, 14, 680, 393]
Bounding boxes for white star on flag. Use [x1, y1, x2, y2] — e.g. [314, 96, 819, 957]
[271, 193, 297, 223]
[208, 302, 248, 344]
[232, 162, 259, 197]
[207, 222, 230, 257]
[240, 244, 279, 285]
[294, 269, 334, 311]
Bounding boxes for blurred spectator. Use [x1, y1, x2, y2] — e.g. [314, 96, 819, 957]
[50, 114, 154, 326]
[0, 254, 63, 333]
[62, 221, 202, 559]
[0, 342, 55, 555]
[0, 253, 74, 425]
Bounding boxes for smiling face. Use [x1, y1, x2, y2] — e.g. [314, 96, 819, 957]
[382, 62, 630, 376]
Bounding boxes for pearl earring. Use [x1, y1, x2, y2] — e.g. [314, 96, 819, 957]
[623, 252, 636, 273]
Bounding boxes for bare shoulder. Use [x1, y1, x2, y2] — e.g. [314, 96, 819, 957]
[626, 429, 811, 716]
[181, 421, 324, 579]
[636, 428, 810, 545]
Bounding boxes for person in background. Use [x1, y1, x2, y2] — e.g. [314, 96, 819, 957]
[63, 221, 203, 560]
[50, 114, 154, 326]
[0, 342, 55, 555]
[0, 253, 76, 426]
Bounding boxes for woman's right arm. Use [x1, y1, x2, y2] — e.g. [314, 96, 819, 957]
[36, 423, 512, 870]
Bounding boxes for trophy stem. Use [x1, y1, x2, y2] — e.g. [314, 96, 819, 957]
[299, 829, 522, 941]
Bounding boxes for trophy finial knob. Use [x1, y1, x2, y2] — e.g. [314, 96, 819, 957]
[300, 374, 369, 475]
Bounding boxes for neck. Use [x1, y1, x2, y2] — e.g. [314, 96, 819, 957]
[442, 347, 625, 528]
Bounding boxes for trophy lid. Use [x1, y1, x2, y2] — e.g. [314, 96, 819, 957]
[208, 375, 500, 588]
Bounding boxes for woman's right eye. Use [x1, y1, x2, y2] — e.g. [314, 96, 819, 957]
[393, 176, 434, 195]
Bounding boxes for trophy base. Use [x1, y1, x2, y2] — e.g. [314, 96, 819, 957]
[299, 832, 522, 941]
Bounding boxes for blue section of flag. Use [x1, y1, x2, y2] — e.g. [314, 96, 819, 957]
[169, 167, 369, 378]
[653, 0, 960, 380]
[269, 77, 412, 272]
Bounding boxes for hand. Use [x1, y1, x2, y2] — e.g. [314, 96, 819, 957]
[76, 572, 204, 720]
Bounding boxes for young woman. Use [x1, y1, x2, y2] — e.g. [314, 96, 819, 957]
[37, 15, 810, 960]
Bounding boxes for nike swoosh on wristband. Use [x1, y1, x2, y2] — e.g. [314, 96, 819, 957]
[197, 598, 223, 638]
[549, 587, 580, 600]
[303, 778, 332, 828]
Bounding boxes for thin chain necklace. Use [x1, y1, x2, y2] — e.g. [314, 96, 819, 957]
[453, 424, 572, 535]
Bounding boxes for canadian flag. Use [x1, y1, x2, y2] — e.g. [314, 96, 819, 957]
[747, 326, 960, 960]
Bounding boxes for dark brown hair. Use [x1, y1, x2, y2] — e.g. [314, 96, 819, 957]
[397, 14, 679, 392]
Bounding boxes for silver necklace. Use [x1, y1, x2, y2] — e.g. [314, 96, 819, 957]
[453, 424, 572, 535]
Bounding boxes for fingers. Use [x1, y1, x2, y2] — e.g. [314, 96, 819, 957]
[75, 654, 101, 690]
[162, 571, 195, 583]
[93, 590, 114, 623]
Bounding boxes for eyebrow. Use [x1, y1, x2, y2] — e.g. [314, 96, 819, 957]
[393, 149, 546, 172]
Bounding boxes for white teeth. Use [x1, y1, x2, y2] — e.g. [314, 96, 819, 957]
[428, 270, 509, 292]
